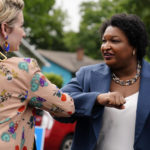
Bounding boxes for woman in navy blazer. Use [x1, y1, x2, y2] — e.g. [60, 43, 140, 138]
[57, 13, 150, 150]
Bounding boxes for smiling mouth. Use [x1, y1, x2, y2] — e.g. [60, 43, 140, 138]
[103, 52, 114, 60]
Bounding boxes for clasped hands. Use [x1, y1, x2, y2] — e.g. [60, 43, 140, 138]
[97, 92, 126, 109]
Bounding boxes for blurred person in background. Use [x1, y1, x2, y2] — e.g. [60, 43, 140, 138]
[0, 0, 75, 149]
[57, 13, 150, 150]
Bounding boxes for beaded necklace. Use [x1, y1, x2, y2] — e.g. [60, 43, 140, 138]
[112, 62, 141, 86]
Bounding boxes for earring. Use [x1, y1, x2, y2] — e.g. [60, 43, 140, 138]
[133, 49, 136, 56]
[3, 36, 10, 52]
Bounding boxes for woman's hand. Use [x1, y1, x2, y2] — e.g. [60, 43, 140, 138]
[97, 92, 126, 109]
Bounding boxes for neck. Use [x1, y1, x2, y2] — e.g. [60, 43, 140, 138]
[111, 60, 138, 79]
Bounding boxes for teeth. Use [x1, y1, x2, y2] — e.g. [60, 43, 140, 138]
[104, 53, 111, 56]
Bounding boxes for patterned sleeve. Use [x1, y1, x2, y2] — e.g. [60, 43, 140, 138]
[18, 58, 75, 117]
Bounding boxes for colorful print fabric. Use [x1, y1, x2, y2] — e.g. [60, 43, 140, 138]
[0, 57, 75, 150]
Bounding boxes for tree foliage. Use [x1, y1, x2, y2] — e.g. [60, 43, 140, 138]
[63, 31, 79, 52]
[23, 0, 67, 51]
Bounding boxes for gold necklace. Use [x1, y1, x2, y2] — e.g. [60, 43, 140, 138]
[0, 51, 7, 61]
[112, 62, 141, 86]
[0, 46, 7, 61]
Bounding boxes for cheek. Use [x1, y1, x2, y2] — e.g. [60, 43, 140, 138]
[116, 49, 132, 60]
[112, 45, 127, 54]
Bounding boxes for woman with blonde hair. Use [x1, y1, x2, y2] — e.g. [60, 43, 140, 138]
[0, 0, 75, 149]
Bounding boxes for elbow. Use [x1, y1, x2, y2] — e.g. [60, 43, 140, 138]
[64, 93, 75, 116]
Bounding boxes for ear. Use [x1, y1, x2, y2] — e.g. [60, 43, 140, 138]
[0, 23, 9, 39]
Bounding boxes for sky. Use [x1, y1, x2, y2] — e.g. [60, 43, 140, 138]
[54, 0, 98, 32]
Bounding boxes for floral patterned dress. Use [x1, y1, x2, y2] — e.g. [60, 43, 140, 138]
[0, 57, 75, 150]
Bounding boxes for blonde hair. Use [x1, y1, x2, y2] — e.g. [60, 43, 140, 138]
[0, 0, 24, 27]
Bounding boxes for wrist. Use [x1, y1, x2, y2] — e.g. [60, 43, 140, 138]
[96, 94, 102, 105]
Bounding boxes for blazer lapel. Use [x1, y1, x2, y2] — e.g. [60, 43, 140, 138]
[90, 64, 111, 93]
[134, 60, 150, 145]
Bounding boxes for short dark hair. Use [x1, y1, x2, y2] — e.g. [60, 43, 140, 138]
[100, 13, 149, 61]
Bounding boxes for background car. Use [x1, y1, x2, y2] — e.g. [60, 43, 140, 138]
[34, 109, 76, 150]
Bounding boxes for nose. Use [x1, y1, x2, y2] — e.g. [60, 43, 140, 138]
[101, 41, 111, 51]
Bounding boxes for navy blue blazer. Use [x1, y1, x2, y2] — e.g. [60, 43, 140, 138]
[58, 59, 150, 150]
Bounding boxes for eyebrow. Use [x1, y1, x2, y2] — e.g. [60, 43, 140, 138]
[112, 36, 120, 38]
[102, 35, 120, 39]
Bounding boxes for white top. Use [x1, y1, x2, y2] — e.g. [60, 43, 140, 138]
[97, 92, 139, 150]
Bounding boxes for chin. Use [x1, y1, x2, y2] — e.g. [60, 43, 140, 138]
[105, 59, 114, 65]
[105, 60, 117, 68]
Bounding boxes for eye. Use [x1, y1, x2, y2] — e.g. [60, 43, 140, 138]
[111, 39, 120, 43]
[102, 39, 106, 43]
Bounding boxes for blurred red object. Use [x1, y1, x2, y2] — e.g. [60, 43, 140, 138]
[34, 109, 76, 150]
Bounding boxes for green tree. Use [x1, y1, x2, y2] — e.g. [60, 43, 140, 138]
[23, 0, 67, 51]
[63, 31, 80, 52]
